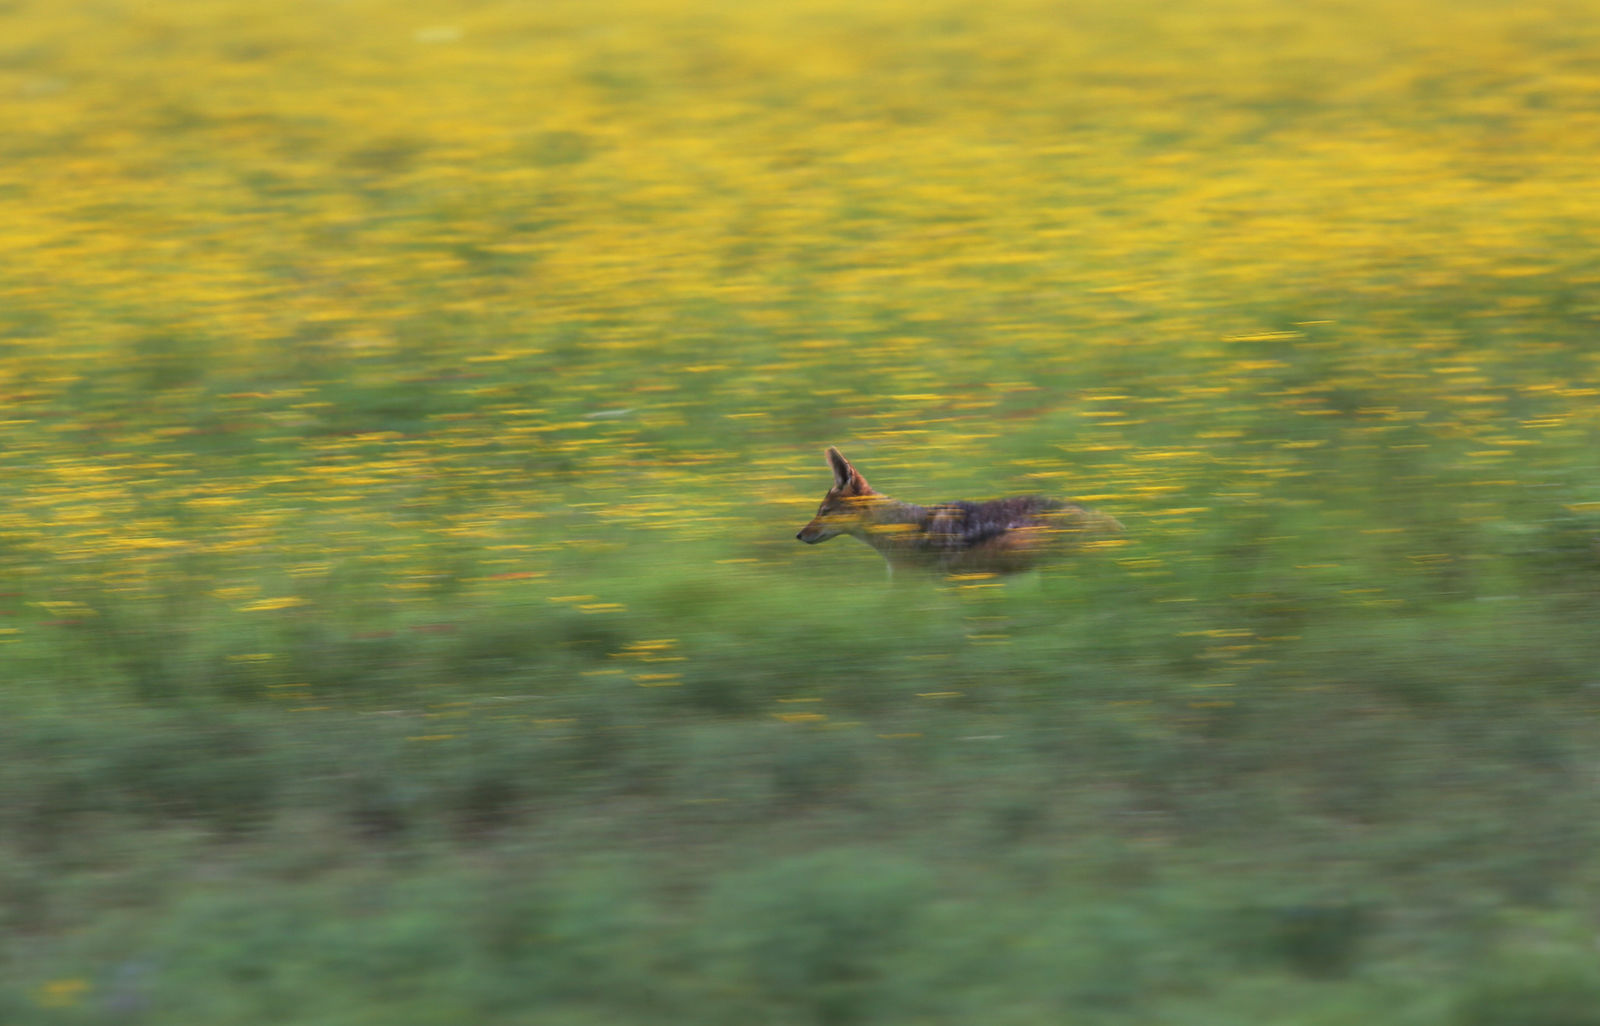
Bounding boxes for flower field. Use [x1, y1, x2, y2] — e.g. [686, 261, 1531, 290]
[4, 0, 1600, 1021]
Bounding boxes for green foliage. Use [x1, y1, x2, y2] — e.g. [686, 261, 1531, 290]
[1225, 900, 1373, 979]
[1455, 957, 1600, 1026]
[702, 850, 935, 1025]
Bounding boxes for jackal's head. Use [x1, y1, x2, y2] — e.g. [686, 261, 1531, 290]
[796, 447, 876, 544]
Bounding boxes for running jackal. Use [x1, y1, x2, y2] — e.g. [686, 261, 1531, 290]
[796, 447, 1122, 576]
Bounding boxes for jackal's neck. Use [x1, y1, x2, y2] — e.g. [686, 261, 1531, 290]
[845, 495, 927, 553]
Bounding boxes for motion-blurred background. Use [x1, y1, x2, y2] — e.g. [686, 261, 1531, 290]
[4, 0, 1600, 1022]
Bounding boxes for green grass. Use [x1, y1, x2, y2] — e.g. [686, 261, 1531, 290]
[5, 553, 1600, 1022]
[6, 407, 1600, 1025]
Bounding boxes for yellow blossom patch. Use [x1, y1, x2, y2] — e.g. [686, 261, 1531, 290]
[238, 597, 309, 612]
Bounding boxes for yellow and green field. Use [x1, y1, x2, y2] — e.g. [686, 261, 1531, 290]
[4, 0, 1600, 1021]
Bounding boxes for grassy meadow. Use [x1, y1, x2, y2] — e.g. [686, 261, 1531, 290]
[5, 0, 1600, 1021]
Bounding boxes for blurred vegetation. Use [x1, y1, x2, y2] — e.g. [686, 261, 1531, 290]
[4, 0, 1600, 1021]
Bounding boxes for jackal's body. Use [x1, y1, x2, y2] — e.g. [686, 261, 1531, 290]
[796, 448, 1121, 576]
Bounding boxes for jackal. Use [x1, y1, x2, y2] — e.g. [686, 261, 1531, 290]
[796, 447, 1122, 576]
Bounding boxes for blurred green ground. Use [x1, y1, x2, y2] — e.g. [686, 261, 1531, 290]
[4, 0, 1600, 1021]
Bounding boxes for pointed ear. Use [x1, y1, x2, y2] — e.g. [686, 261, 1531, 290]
[826, 447, 871, 494]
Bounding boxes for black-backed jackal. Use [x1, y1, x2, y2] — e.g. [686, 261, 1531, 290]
[796, 447, 1123, 577]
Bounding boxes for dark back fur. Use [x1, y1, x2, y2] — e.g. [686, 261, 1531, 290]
[918, 496, 1075, 551]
